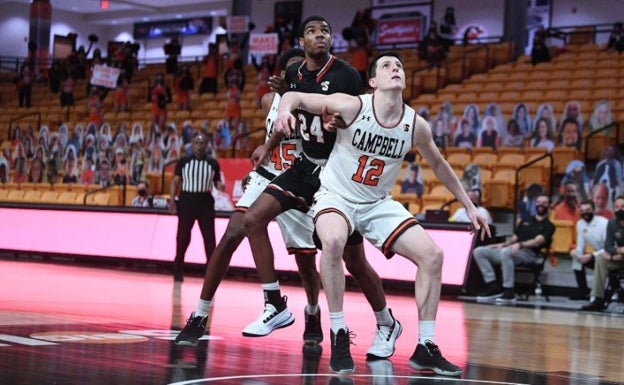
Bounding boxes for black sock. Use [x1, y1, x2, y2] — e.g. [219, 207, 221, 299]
[264, 289, 283, 308]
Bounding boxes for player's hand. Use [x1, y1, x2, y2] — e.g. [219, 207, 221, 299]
[321, 105, 345, 131]
[268, 76, 288, 95]
[467, 208, 491, 242]
[275, 112, 297, 137]
[250, 143, 269, 168]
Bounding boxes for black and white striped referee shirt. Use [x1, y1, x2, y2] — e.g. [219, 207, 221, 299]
[174, 155, 221, 194]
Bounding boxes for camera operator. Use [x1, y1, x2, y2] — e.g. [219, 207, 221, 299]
[131, 181, 152, 208]
[164, 36, 182, 75]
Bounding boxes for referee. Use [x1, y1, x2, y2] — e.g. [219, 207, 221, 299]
[169, 132, 223, 282]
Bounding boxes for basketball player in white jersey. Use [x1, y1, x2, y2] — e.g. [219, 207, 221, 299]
[275, 51, 491, 376]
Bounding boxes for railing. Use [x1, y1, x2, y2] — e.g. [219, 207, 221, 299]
[83, 183, 125, 206]
[513, 152, 554, 231]
[547, 23, 616, 45]
[8, 112, 42, 141]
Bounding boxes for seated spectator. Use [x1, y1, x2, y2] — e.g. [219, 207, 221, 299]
[454, 118, 476, 149]
[46, 157, 59, 185]
[112, 123, 129, 147]
[560, 160, 590, 201]
[533, 103, 557, 136]
[477, 116, 499, 150]
[605, 21, 624, 53]
[0, 157, 9, 183]
[531, 25, 551, 65]
[400, 163, 424, 198]
[130, 148, 147, 185]
[474, 193, 554, 303]
[129, 122, 144, 146]
[12, 155, 28, 184]
[437, 101, 458, 135]
[174, 64, 194, 111]
[581, 195, 624, 311]
[419, 22, 447, 64]
[431, 117, 449, 150]
[592, 146, 622, 208]
[512, 102, 532, 138]
[557, 117, 581, 150]
[62, 145, 79, 184]
[589, 100, 614, 134]
[147, 147, 164, 173]
[131, 180, 152, 207]
[215, 119, 232, 150]
[483, 103, 506, 138]
[96, 159, 112, 187]
[113, 71, 129, 113]
[450, 188, 492, 224]
[553, 181, 581, 222]
[592, 183, 614, 219]
[113, 158, 129, 185]
[28, 157, 46, 183]
[462, 104, 481, 137]
[461, 163, 482, 191]
[500, 118, 524, 149]
[81, 156, 95, 185]
[518, 183, 546, 221]
[559, 100, 584, 135]
[530, 117, 555, 153]
[569, 199, 608, 301]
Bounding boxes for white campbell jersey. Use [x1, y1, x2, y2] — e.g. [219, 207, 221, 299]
[260, 93, 302, 177]
[320, 93, 416, 203]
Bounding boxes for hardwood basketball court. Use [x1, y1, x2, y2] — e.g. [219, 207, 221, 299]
[1, 258, 622, 385]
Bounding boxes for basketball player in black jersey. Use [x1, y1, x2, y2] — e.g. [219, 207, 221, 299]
[242, 15, 400, 373]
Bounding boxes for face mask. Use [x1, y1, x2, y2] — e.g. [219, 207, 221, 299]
[536, 204, 548, 216]
[616, 210, 624, 221]
[581, 213, 594, 223]
[138, 188, 147, 197]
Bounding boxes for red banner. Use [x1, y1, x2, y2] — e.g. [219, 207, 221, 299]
[377, 17, 423, 45]
[219, 158, 253, 203]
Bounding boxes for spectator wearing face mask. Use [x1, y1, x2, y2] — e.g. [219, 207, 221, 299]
[131, 181, 151, 207]
[581, 195, 624, 311]
[569, 200, 608, 301]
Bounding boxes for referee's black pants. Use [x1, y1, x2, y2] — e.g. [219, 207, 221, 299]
[174, 192, 216, 271]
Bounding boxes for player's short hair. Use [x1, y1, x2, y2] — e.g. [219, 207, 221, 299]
[298, 15, 331, 38]
[278, 48, 305, 71]
[368, 50, 404, 79]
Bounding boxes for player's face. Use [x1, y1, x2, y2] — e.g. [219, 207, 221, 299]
[371, 56, 405, 90]
[299, 21, 332, 58]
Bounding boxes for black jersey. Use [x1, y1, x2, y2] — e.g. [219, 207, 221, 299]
[284, 55, 362, 160]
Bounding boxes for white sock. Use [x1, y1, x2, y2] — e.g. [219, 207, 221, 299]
[419, 320, 435, 344]
[262, 281, 280, 291]
[329, 311, 347, 334]
[305, 304, 319, 315]
[374, 306, 393, 326]
[195, 299, 212, 317]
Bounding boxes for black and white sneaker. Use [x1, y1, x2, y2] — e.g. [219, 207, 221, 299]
[303, 308, 323, 344]
[366, 309, 402, 359]
[329, 328, 355, 374]
[174, 312, 207, 347]
[242, 296, 295, 337]
[409, 340, 462, 377]
[476, 283, 503, 302]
